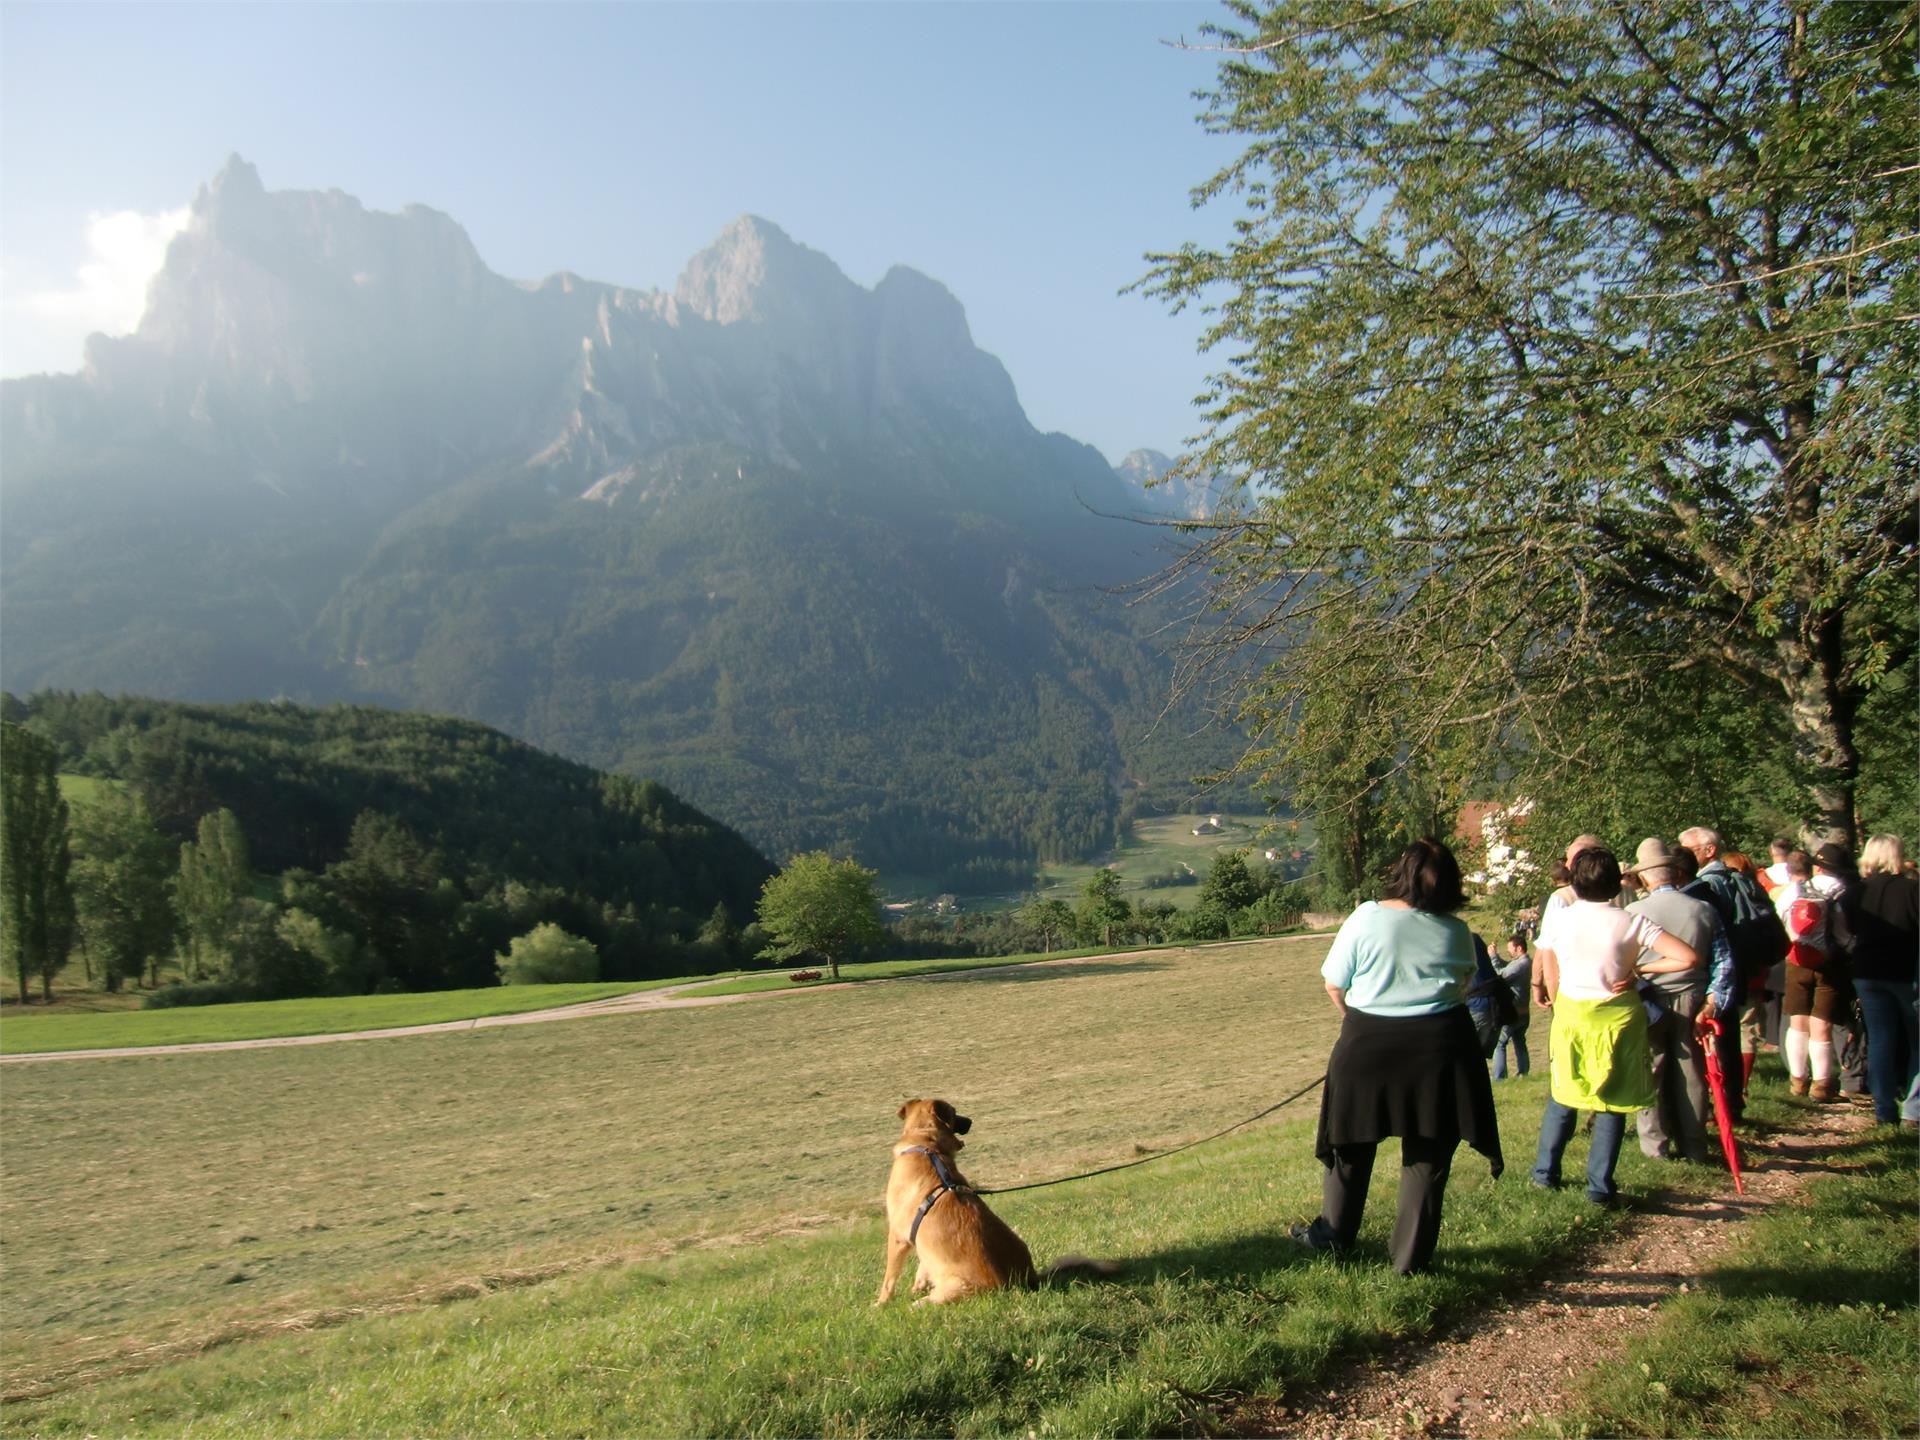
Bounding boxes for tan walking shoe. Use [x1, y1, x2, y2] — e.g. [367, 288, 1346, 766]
[1810, 1079, 1838, 1102]
[1789, 1074, 1811, 1096]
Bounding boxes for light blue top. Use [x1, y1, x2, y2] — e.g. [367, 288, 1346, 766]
[1321, 901, 1476, 1016]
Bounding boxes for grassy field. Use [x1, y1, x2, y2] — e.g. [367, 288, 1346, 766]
[53, 772, 120, 808]
[0, 949, 1160, 1053]
[0, 979, 691, 1055]
[3, 939, 1906, 1436]
[1020, 812, 1303, 910]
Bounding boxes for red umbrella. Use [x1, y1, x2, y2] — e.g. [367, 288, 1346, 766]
[1702, 1030, 1745, 1196]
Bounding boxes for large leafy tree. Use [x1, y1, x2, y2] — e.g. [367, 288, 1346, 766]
[1, 724, 76, 1002]
[1147, 0, 1915, 845]
[69, 787, 176, 992]
[756, 851, 886, 980]
[171, 807, 251, 982]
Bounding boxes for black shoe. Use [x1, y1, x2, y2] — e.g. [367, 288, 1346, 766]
[1288, 1221, 1347, 1254]
[1586, 1192, 1625, 1210]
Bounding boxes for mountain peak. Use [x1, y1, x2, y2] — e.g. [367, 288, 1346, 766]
[207, 152, 265, 199]
[673, 214, 854, 326]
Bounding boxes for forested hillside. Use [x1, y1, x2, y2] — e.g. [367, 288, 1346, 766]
[4, 692, 774, 995]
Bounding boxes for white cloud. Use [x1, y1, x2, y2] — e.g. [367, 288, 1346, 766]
[1, 206, 190, 377]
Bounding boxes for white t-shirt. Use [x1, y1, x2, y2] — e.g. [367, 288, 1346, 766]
[1538, 898, 1666, 1002]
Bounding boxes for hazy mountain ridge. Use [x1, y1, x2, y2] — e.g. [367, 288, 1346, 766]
[1115, 448, 1218, 520]
[1, 158, 1226, 879]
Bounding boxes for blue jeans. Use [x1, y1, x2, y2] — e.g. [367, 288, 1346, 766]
[1492, 1022, 1530, 1079]
[1853, 979, 1919, 1125]
[1533, 1098, 1626, 1202]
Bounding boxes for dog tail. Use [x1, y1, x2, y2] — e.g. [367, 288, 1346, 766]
[1041, 1255, 1122, 1280]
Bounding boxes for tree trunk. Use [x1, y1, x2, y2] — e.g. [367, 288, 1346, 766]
[1780, 624, 1858, 848]
[828, 956, 841, 981]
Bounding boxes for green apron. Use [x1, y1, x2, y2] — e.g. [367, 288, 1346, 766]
[1549, 992, 1655, 1113]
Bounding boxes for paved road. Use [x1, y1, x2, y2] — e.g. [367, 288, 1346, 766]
[0, 937, 1318, 1066]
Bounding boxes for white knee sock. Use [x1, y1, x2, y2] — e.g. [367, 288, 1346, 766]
[1785, 1028, 1810, 1078]
[1810, 1040, 1836, 1081]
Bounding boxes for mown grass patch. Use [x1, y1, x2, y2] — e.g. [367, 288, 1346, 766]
[0, 939, 1334, 1394]
[1542, 1111, 1919, 1439]
[4, 928, 1784, 1437]
[688, 943, 1222, 996]
[53, 772, 121, 808]
[0, 979, 686, 1055]
[6, 1071, 1682, 1438]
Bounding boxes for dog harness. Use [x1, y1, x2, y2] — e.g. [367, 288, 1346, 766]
[900, 1145, 970, 1244]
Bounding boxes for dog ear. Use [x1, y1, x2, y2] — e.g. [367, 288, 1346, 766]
[932, 1100, 952, 1124]
[897, 1100, 913, 1120]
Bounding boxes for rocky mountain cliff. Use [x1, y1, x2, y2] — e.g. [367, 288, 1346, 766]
[1, 159, 1223, 883]
[1114, 448, 1219, 520]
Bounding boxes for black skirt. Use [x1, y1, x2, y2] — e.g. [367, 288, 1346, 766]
[1314, 1005, 1504, 1178]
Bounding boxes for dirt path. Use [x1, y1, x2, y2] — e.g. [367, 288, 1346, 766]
[1235, 1100, 1872, 1438]
[0, 936, 1306, 1064]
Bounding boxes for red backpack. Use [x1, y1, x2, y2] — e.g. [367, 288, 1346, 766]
[1786, 894, 1827, 969]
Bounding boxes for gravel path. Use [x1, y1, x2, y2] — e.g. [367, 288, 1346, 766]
[1233, 1099, 1872, 1438]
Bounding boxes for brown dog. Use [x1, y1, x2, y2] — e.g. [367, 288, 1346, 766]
[875, 1098, 1113, 1306]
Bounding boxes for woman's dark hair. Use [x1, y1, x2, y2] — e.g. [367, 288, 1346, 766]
[1570, 846, 1624, 902]
[1672, 846, 1699, 883]
[1382, 838, 1467, 913]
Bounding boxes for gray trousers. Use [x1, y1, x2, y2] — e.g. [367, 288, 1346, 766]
[1638, 989, 1709, 1162]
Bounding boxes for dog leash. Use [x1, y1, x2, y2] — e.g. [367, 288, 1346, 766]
[974, 1073, 1327, 1197]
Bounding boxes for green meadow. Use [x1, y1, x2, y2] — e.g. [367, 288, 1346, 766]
[1020, 812, 1302, 908]
[2, 937, 1911, 1437]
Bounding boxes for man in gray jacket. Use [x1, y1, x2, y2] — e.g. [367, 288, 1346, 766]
[1627, 838, 1737, 1163]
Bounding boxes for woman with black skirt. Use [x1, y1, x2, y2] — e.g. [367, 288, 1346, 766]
[1291, 838, 1502, 1275]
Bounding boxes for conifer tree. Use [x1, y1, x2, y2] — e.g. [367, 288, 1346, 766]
[0, 724, 76, 1002]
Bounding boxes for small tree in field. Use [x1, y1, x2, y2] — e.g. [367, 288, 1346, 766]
[1019, 897, 1076, 953]
[1076, 869, 1132, 948]
[496, 923, 599, 985]
[756, 852, 885, 981]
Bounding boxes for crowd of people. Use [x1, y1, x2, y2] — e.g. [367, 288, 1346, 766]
[1292, 827, 1919, 1275]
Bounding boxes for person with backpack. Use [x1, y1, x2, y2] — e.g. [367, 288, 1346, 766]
[1814, 843, 1866, 1102]
[1775, 847, 1852, 1099]
[1624, 839, 1735, 1163]
[1678, 827, 1785, 1120]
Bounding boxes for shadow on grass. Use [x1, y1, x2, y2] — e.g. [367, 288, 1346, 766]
[1705, 1259, 1915, 1309]
[1106, 1224, 1585, 1295]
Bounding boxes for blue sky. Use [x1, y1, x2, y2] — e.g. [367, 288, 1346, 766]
[1, 2, 1245, 462]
